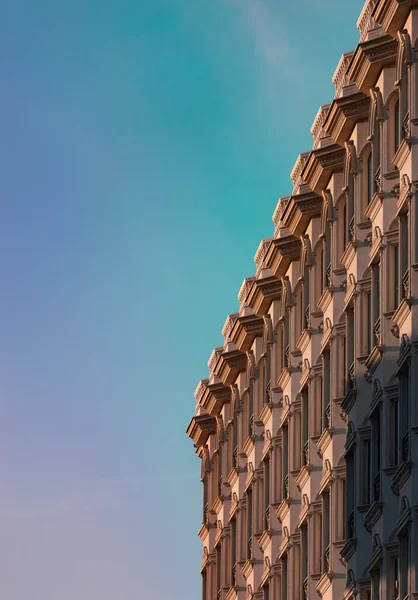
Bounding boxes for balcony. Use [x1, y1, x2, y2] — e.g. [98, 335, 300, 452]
[249, 414, 254, 437]
[232, 563, 237, 587]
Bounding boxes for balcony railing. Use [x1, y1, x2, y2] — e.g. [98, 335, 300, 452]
[373, 471, 381, 502]
[402, 269, 410, 299]
[304, 304, 311, 330]
[374, 165, 381, 194]
[402, 431, 409, 462]
[374, 316, 381, 346]
[348, 361, 355, 390]
[204, 503, 209, 524]
[233, 445, 239, 469]
[285, 344, 291, 368]
[303, 439, 309, 466]
[232, 563, 237, 586]
[249, 414, 254, 437]
[303, 577, 309, 600]
[218, 476, 223, 496]
[402, 110, 410, 140]
[349, 215, 355, 242]
[348, 511, 355, 539]
[217, 590, 221, 600]
[326, 262, 332, 288]
[284, 473, 290, 500]
[265, 505, 271, 530]
[248, 536, 253, 560]
[325, 403, 331, 428]
[324, 544, 331, 573]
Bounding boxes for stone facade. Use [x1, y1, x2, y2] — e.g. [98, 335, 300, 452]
[187, 1, 418, 599]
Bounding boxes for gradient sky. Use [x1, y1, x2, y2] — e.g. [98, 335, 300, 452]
[0, 1, 365, 598]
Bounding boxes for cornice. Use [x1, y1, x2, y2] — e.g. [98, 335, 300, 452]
[347, 34, 397, 94]
[302, 144, 345, 195]
[229, 312, 264, 353]
[186, 413, 217, 446]
[264, 236, 301, 278]
[214, 348, 247, 385]
[200, 381, 231, 416]
[280, 191, 323, 237]
[246, 273, 282, 316]
[323, 92, 370, 146]
[374, 0, 418, 38]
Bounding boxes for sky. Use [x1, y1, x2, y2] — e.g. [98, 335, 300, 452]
[0, 1, 365, 598]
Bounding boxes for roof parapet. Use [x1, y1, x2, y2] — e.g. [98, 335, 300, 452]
[357, 0, 381, 42]
[238, 276, 256, 307]
[272, 196, 291, 238]
[222, 313, 239, 340]
[332, 52, 356, 98]
[310, 104, 332, 149]
[290, 152, 310, 195]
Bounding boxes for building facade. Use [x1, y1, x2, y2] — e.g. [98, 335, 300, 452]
[187, 1, 418, 599]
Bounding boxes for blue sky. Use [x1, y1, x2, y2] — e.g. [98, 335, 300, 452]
[0, 1, 364, 598]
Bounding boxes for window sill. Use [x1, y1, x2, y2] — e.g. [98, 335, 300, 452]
[391, 461, 412, 495]
[363, 501, 383, 532]
[340, 537, 356, 564]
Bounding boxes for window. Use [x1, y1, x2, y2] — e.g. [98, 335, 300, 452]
[282, 423, 289, 500]
[282, 554, 288, 600]
[361, 436, 371, 505]
[216, 545, 222, 599]
[324, 217, 332, 289]
[301, 523, 308, 599]
[202, 569, 207, 600]
[394, 99, 401, 154]
[301, 387, 309, 467]
[263, 458, 270, 530]
[248, 381, 254, 439]
[367, 151, 373, 204]
[371, 409, 381, 502]
[231, 517, 237, 586]
[391, 395, 400, 467]
[399, 532, 410, 599]
[346, 307, 355, 392]
[371, 569, 380, 600]
[372, 109, 381, 195]
[322, 349, 331, 430]
[246, 488, 253, 560]
[371, 261, 381, 348]
[399, 211, 410, 300]
[263, 583, 270, 600]
[391, 556, 400, 600]
[346, 449, 355, 539]
[399, 364, 410, 463]
[322, 490, 330, 573]
[393, 243, 400, 309]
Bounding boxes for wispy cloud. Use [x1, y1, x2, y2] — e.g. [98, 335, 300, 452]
[228, 0, 304, 87]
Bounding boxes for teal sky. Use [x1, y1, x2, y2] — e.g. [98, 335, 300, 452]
[0, 1, 364, 598]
